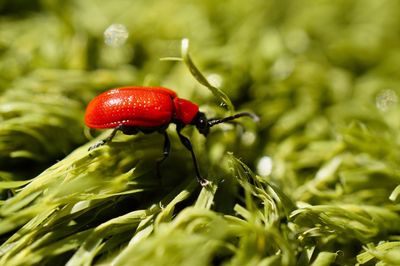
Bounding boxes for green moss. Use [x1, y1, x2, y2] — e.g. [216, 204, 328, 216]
[1, 0, 400, 265]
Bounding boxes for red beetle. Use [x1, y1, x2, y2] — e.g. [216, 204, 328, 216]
[85, 86, 257, 186]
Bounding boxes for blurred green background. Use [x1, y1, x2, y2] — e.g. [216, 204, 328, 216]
[1, 0, 400, 265]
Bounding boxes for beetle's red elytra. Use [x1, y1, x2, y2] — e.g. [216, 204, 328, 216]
[85, 87, 198, 128]
[85, 86, 258, 186]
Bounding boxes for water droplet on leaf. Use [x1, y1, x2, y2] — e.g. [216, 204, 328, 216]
[207, 73, 223, 88]
[241, 131, 256, 146]
[257, 156, 273, 176]
[104, 24, 129, 47]
[376, 89, 398, 112]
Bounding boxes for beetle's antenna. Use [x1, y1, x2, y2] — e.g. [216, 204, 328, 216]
[208, 112, 259, 127]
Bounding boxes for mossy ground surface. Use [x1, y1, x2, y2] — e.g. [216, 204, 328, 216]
[1, 1, 400, 265]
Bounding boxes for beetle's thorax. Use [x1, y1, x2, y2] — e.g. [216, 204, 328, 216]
[173, 97, 199, 125]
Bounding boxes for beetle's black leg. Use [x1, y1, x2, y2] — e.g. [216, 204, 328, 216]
[88, 125, 123, 151]
[176, 126, 209, 186]
[156, 131, 171, 179]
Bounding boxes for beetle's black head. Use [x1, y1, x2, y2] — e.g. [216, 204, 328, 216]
[192, 111, 259, 137]
[192, 112, 210, 136]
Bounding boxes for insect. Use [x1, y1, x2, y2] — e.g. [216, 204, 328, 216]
[85, 86, 257, 186]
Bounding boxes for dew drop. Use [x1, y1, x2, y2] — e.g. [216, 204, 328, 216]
[376, 89, 398, 112]
[207, 73, 223, 88]
[257, 156, 273, 176]
[104, 24, 129, 47]
[241, 131, 256, 146]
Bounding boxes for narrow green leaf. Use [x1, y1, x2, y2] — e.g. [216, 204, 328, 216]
[181, 38, 234, 112]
